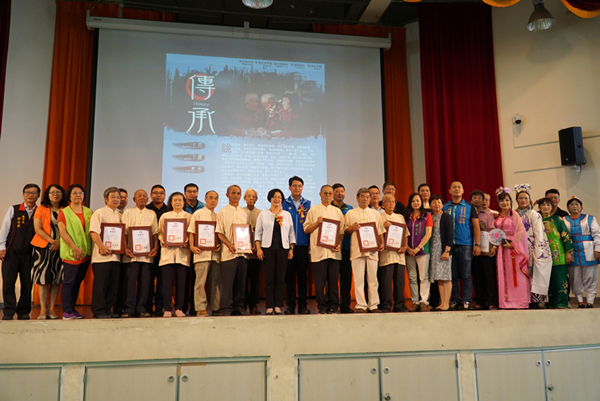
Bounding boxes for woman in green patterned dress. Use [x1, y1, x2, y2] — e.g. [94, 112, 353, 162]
[538, 198, 574, 308]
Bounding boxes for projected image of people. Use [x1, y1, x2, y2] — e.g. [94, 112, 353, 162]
[163, 54, 327, 210]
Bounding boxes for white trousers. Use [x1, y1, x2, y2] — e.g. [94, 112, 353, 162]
[351, 257, 379, 310]
[406, 254, 431, 305]
[568, 265, 598, 304]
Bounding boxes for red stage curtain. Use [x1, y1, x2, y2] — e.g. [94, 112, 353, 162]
[418, 3, 503, 202]
[0, 0, 11, 140]
[313, 24, 413, 301]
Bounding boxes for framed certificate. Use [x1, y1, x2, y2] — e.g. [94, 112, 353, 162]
[164, 218, 188, 247]
[317, 218, 341, 250]
[195, 221, 218, 250]
[357, 222, 379, 252]
[232, 224, 253, 253]
[128, 226, 153, 257]
[384, 221, 407, 251]
[100, 223, 125, 254]
[478, 228, 492, 256]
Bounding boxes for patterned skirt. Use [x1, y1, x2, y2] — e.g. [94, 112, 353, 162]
[32, 245, 63, 285]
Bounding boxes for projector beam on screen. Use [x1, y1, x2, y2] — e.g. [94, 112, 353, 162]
[86, 16, 391, 50]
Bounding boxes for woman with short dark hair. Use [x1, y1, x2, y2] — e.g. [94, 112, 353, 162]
[428, 195, 453, 311]
[31, 184, 68, 319]
[255, 188, 296, 315]
[57, 184, 93, 319]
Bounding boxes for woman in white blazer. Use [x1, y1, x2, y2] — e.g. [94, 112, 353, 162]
[255, 188, 296, 315]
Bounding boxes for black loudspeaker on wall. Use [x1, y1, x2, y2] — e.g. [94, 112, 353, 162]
[558, 126, 586, 166]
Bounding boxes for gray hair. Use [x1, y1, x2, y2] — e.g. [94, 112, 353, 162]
[103, 186, 121, 200]
[356, 187, 370, 197]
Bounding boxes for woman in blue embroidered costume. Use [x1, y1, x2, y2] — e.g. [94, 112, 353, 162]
[563, 196, 600, 308]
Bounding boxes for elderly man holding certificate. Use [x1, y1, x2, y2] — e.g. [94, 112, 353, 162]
[304, 185, 345, 314]
[121, 189, 158, 317]
[188, 190, 222, 317]
[378, 194, 409, 313]
[345, 187, 386, 313]
[89, 187, 124, 319]
[216, 185, 252, 316]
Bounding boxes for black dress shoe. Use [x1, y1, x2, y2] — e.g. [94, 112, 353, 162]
[231, 309, 243, 316]
[393, 306, 408, 313]
[298, 308, 311, 315]
[2, 315, 13, 321]
[328, 309, 341, 314]
[94, 314, 111, 319]
[284, 308, 295, 315]
[108, 313, 120, 318]
[340, 306, 354, 314]
[18, 314, 30, 320]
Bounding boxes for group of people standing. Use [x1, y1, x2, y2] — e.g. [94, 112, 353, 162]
[1, 178, 598, 321]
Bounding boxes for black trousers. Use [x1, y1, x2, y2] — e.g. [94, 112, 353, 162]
[61, 260, 89, 314]
[162, 263, 187, 312]
[1, 251, 33, 317]
[114, 262, 129, 314]
[184, 267, 196, 315]
[339, 249, 353, 309]
[263, 247, 288, 309]
[472, 255, 498, 308]
[220, 257, 247, 314]
[286, 245, 309, 310]
[91, 261, 120, 316]
[313, 258, 340, 313]
[146, 250, 164, 313]
[125, 262, 152, 315]
[377, 263, 406, 312]
[245, 258, 262, 309]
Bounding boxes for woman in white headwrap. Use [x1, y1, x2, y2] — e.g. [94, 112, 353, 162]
[513, 183, 552, 308]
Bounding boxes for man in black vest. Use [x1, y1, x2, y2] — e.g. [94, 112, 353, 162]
[0, 183, 40, 320]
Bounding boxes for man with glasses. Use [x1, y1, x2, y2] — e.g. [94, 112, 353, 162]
[146, 184, 168, 316]
[184, 183, 205, 214]
[0, 183, 40, 320]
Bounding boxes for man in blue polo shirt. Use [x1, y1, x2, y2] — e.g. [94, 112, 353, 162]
[283, 176, 312, 314]
[443, 181, 481, 310]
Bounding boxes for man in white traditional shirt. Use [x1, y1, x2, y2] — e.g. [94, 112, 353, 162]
[121, 189, 158, 317]
[304, 185, 345, 314]
[89, 187, 123, 319]
[216, 185, 252, 316]
[189, 190, 222, 316]
[378, 194, 409, 312]
[242, 188, 262, 315]
[345, 188, 385, 313]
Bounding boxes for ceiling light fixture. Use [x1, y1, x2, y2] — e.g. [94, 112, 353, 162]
[242, 0, 273, 9]
[527, 0, 555, 31]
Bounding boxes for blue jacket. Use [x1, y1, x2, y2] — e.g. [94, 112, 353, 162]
[282, 195, 311, 246]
